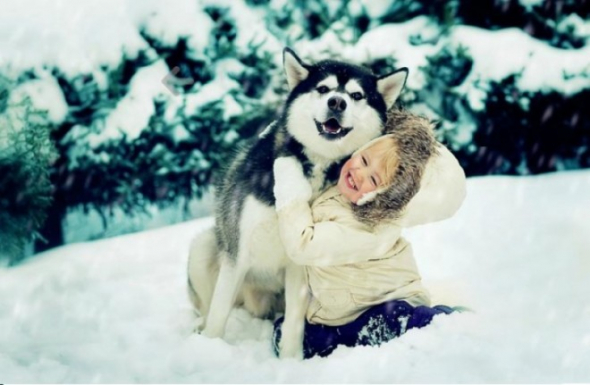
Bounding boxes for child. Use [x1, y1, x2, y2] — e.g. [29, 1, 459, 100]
[272, 110, 466, 358]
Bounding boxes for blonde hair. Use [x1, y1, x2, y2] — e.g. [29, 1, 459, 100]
[355, 135, 400, 189]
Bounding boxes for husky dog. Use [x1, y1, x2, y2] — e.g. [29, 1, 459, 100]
[187, 48, 408, 358]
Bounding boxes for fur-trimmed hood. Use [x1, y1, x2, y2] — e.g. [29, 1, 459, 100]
[352, 109, 466, 227]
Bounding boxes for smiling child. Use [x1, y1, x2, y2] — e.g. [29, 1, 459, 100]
[272, 109, 466, 358]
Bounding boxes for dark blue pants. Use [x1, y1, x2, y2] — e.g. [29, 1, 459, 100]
[273, 300, 453, 359]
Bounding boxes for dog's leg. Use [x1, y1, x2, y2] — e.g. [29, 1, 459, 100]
[201, 253, 249, 338]
[187, 227, 219, 318]
[242, 284, 276, 319]
[279, 263, 309, 360]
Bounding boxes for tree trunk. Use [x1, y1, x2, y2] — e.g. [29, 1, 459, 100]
[34, 203, 65, 253]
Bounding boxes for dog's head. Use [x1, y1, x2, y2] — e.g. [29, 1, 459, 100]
[283, 48, 408, 161]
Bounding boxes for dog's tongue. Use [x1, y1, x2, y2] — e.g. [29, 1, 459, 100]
[323, 118, 341, 133]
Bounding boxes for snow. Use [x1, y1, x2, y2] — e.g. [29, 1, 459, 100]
[201, 0, 283, 55]
[0, 75, 68, 151]
[338, 17, 590, 102]
[0, 0, 218, 78]
[556, 13, 590, 45]
[357, 0, 396, 19]
[290, 15, 590, 109]
[519, 0, 544, 9]
[184, 76, 240, 116]
[171, 124, 191, 143]
[7, 76, 68, 124]
[0, 0, 148, 78]
[452, 26, 590, 108]
[128, 0, 212, 52]
[86, 60, 172, 147]
[2, 171, 590, 382]
[292, 16, 442, 90]
[350, 16, 441, 89]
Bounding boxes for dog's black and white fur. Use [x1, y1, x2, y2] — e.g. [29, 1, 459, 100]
[187, 48, 408, 358]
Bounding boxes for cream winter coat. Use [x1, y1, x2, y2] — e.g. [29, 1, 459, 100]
[275, 144, 466, 326]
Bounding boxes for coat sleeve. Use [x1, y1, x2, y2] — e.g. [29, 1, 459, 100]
[276, 201, 401, 267]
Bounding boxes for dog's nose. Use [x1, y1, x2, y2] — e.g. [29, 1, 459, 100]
[327, 96, 347, 112]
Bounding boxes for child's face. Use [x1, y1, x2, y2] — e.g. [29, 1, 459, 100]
[337, 141, 390, 204]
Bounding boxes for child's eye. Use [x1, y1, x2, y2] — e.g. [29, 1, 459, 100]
[362, 156, 368, 166]
[317, 86, 329, 94]
[371, 176, 377, 186]
[351, 92, 363, 101]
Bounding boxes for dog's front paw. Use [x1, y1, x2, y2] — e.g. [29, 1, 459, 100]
[273, 157, 312, 210]
[279, 340, 304, 360]
[279, 347, 304, 360]
[200, 324, 224, 339]
[192, 317, 206, 334]
[193, 322, 205, 334]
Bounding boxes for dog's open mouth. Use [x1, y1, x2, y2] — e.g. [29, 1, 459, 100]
[323, 118, 342, 134]
[314, 118, 353, 140]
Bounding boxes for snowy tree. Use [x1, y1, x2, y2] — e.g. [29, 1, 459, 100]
[0, 81, 57, 264]
[455, 0, 589, 49]
[31, 6, 281, 252]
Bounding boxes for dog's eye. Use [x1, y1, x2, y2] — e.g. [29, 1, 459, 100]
[351, 92, 364, 101]
[317, 86, 329, 94]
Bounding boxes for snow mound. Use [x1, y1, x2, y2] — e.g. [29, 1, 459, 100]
[1, 171, 590, 382]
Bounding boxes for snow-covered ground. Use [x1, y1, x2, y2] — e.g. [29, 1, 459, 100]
[1, 171, 589, 383]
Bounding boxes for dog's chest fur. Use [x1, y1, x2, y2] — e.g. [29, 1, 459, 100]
[308, 163, 331, 199]
[305, 151, 344, 199]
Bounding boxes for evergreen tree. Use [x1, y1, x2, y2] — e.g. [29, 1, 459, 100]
[455, 0, 589, 49]
[0, 81, 57, 264]
[34, 7, 280, 252]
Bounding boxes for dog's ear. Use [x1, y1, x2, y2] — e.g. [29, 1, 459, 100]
[283, 48, 309, 90]
[377, 68, 409, 109]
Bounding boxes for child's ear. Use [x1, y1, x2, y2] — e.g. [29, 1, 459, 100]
[377, 68, 409, 109]
[283, 47, 309, 90]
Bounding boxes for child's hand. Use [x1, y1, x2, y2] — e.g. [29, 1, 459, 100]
[273, 157, 312, 211]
